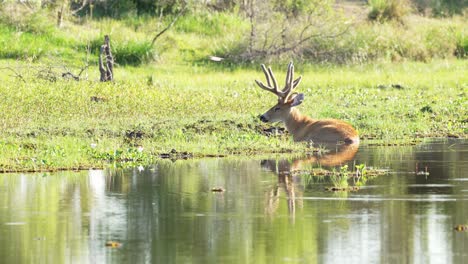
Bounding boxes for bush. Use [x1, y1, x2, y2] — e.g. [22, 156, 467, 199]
[0, 4, 56, 35]
[454, 29, 468, 58]
[297, 17, 465, 64]
[174, 12, 245, 37]
[88, 37, 155, 66]
[368, 0, 411, 23]
[113, 41, 155, 65]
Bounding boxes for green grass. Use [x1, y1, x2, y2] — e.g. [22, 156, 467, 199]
[0, 60, 466, 172]
[0, 7, 465, 66]
[0, 5, 466, 172]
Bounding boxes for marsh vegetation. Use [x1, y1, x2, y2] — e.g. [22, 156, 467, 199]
[0, 0, 466, 172]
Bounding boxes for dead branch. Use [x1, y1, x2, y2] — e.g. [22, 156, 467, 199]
[36, 65, 57, 82]
[151, 6, 186, 47]
[0, 67, 26, 82]
[71, 0, 88, 15]
[62, 65, 89, 81]
[1, 64, 89, 82]
[241, 1, 351, 61]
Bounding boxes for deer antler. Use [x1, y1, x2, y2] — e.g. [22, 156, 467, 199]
[255, 62, 302, 103]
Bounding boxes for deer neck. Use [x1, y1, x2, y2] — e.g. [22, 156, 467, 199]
[284, 108, 315, 140]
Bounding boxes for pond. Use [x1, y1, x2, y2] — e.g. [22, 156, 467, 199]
[0, 139, 467, 263]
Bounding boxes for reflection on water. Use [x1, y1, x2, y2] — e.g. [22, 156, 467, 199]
[0, 139, 467, 263]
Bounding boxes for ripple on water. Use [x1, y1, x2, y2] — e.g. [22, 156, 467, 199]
[4, 222, 26, 226]
[299, 196, 463, 202]
[449, 178, 468, 182]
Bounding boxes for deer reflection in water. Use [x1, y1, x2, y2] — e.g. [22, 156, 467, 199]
[261, 143, 359, 218]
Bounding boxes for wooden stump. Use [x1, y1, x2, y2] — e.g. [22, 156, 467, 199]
[99, 35, 114, 82]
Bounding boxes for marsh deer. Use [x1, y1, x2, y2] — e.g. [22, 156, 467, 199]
[255, 62, 359, 146]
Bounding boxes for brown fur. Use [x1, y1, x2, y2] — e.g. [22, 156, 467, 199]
[261, 104, 359, 146]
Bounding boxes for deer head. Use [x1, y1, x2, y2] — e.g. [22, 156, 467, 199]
[255, 62, 303, 123]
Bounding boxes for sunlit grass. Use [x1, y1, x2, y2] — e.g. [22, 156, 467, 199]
[0, 59, 466, 172]
[0, 6, 466, 171]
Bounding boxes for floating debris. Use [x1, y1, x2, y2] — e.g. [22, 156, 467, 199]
[211, 187, 225, 193]
[325, 186, 360, 192]
[160, 149, 193, 160]
[105, 241, 122, 248]
[454, 225, 468, 232]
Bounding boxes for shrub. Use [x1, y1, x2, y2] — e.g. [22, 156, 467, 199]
[88, 37, 155, 66]
[174, 12, 245, 37]
[368, 0, 412, 23]
[298, 17, 464, 64]
[113, 41, 156, 65]
[454, 29, 468, 58]
[0, 4, 56, 35]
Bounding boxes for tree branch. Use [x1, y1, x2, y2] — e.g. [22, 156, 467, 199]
[71, 0, 89, 15]
[151, 7, 186, 47]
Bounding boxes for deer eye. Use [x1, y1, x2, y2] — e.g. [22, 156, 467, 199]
[274, 107, 281, 112]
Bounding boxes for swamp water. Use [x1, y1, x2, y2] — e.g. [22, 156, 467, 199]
[0, 139, 467, 264]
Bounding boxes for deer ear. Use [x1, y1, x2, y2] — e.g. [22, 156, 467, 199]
[290, 93, 304, 107]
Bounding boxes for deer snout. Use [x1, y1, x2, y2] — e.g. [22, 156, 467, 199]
[259, 115, 268, 123]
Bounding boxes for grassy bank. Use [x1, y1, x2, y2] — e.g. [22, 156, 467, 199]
[0, 2, 466, 172]
[0, 60, 466, 172]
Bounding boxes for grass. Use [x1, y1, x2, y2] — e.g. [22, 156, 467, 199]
[0, 4, 466, 172]
[0, 59, 466, 172]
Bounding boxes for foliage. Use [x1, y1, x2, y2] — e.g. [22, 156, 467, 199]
[413, 0, 468, 16]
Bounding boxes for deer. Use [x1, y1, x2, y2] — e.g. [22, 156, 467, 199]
[255, 62, 359, 147]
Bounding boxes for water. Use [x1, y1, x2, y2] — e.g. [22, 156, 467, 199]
[0, 139, 467, 264]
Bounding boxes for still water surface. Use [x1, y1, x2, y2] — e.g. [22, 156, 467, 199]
[0, 139, 467, 263]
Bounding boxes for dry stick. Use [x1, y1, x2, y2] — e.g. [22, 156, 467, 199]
[151, 7, 186, 47]
[71, 0, 89, 15]
[62, 65, 89, 81]
[77, 65, 89, 78]
[0, 67, 26, 82]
